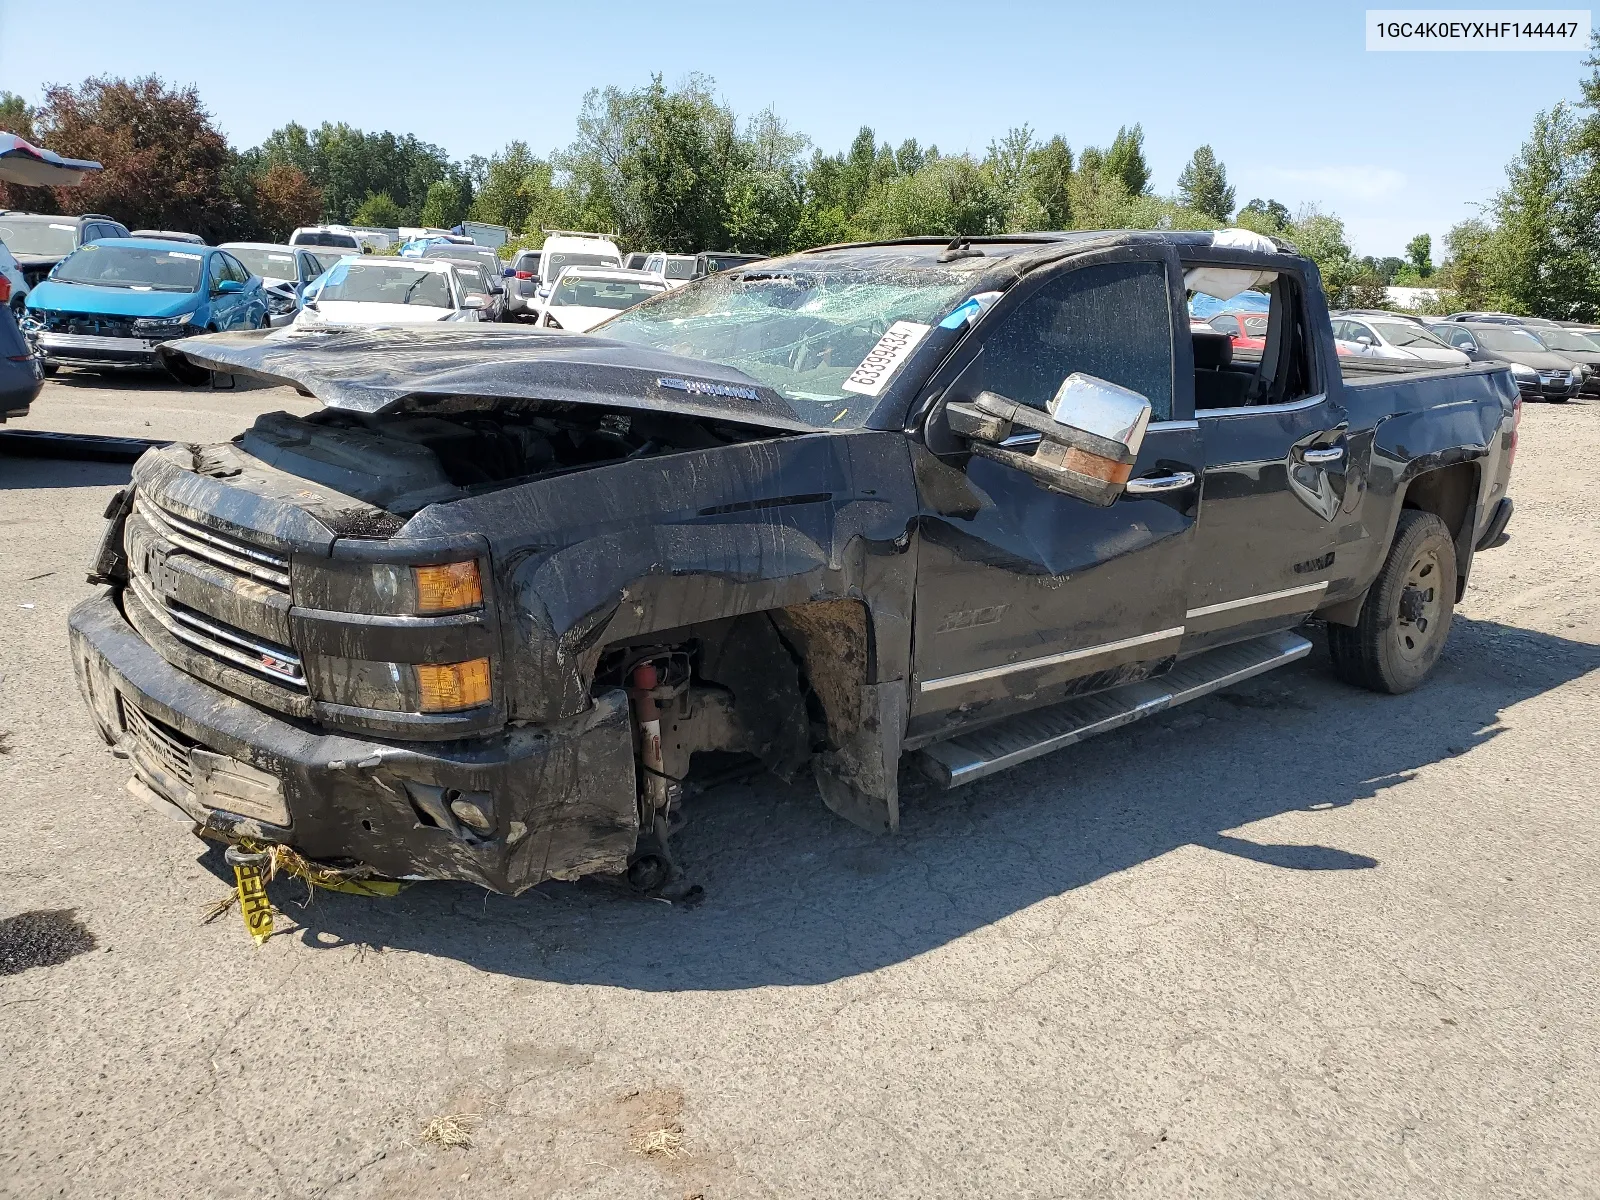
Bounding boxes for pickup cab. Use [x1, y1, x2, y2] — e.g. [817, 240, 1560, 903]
[67, 230, 1519, 895]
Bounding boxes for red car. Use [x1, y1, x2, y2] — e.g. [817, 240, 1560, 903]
[1206, 310, 1269, 351]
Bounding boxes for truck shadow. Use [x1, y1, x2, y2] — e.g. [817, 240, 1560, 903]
[248, 615, 1599, 990]
[0, 454, 132, 490]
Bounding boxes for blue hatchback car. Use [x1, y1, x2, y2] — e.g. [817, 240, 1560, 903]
[23, 238, 268, 375]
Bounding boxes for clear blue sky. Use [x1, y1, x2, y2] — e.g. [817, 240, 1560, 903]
[0, 0, 1590, 257]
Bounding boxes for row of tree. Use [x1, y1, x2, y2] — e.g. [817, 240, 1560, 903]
[21, 67, 1571, 316]
[0, 73, 1293, 252]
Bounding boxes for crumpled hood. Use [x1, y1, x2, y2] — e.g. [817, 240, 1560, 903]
[28, 280, 199, 319]
[162, 324, 822, 431]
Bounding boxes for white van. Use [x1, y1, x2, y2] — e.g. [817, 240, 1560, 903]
[538, 230, 623, 291]
[289, 225, 388, 253]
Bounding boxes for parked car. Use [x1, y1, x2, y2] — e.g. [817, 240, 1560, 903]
[1505, 324, 1600, 396]
[622, 252, 650, 270]
[294, 256, 488, 326]
[0, 211, 130, 290]
[447, 261, 507, 323]
[1206, 310, 1269, 352]
[644, 251, 698, 289]
[421, 243, 507, 320]
[0, 240, 29, 318]
[1328, 314, 1469, 366]
[289, 225, 387, 253]
[503, 249, 542, 321]
[537, 266, 666, 332]
[538, 230, 623, 292]
[694, 251, 766, 277]
[0, 301, 43, 421]
[129, 230, 206, 245]
[219, 243, 331, 327]
[76, 228, 1517, 898]
[23, 239, 267, 376]
[1430, 320, 1582, 400]
[1442, 311, 1559, 327]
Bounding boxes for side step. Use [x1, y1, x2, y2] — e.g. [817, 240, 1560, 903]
[916, 630, 1313, 788]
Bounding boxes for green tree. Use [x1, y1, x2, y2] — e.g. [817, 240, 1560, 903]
[1237, 197, 1291, 235]
[1286, 207, 1359, 305]
[419, 178, 467, 228]
[351, 190, 403, 228]
[1026, 135, 1074, 229]
[1435, 219, 1501, 309]
[1103, 124, 1150, 197]
[851, 156, 1005, 240]
[984, 125, 1046, 231]
[468, 141, 547, 231]
[1176, 145, 1235, 222]
[1404, 233, 1433, 278]
[1491, 103, 1589, 316]
[0, 92, 35, 140]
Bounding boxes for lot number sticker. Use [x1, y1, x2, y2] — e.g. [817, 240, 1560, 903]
[842, 321, 932, 396]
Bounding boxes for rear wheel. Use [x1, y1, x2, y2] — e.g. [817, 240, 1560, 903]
[1327, 509, 1456, 694]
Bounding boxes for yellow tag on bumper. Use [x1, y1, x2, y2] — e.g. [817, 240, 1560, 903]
[233, 860, 273, 945]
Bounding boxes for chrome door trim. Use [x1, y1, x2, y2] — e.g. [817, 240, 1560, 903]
[1196, 393, 1327, 420]
[1185, 580, 1327, 620]
[918, 625, 1185, 694]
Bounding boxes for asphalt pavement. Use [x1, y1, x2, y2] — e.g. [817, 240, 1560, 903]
[0, 374, 1595, 1199]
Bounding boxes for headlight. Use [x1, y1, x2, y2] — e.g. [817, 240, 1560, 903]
[132, 312, 194, 336]
[1507, 361, 1538, 380]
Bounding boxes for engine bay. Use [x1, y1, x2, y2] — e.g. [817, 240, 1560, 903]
[235, 403, 772, 515]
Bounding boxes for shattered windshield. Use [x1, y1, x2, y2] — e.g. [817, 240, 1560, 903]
[595, 267, 978, 407]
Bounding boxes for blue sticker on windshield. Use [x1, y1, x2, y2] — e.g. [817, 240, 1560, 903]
[938, 290, 1003, 329]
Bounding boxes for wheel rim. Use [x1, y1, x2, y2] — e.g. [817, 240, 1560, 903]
[1394, 545, 1443, 662]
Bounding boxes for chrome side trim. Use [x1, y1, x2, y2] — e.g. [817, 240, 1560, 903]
[1185, 580, 1327, 620]
[1147, 419, 1200, 432]
[918, 625, 1185, 694]
[1196, 393, 1327, 420]
[136, 498, 291, 588]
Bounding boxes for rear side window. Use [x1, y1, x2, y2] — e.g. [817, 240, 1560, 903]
[958, 260, 1175, 421]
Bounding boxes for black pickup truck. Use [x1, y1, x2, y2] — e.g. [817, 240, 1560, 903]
[67, 230, 1519, 895]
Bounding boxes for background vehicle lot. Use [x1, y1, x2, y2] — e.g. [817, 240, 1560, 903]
[1, 378, 1597, 1198]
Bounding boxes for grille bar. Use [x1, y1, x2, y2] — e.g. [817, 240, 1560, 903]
[135, 497, 290, 588]
[130, 574, 308, 690]
[120, 696, 195, 789]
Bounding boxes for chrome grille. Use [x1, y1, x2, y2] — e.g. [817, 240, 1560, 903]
[129, 573, 307, 689]
[120, 697, 194, 788]
[134, 497, 290, 589]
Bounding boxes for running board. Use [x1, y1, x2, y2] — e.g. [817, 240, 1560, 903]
[916, 630, 1313, 788]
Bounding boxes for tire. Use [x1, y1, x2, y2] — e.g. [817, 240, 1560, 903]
[1327, 509, 1456, 694]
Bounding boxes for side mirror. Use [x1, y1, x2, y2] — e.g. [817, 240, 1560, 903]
[1356, 335, 1373, 347]
[490, 282, 505, 295]
[945, 373, 1151, 506]
[215, 279, 245, 295]
[461, 294, 489, 310]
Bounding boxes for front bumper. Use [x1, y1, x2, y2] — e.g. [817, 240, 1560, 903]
[69, 589, 641, 894]
[1515, 375, 1581, 400]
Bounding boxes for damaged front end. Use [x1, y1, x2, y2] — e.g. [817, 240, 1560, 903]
[70, 326, 917, 894]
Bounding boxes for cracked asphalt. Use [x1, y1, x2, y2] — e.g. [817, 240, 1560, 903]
[1, 374, 1596, 1198]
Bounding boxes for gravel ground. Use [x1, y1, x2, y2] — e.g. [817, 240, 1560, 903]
[0, 376, 1596, 1199]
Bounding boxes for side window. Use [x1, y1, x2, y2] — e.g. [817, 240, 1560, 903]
[1187, 266, 1318, 409]
[208, 255, 227, 291]
[228, 254, 250, 283]
[956, 260, 1175, 421]
[1210, 314, 1240, 337]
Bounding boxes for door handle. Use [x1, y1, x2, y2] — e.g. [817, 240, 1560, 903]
[1124, 470, 1197, 495]
[1302, 446, 1345, 465]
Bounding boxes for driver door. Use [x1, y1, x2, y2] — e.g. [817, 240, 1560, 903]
[907, 250, 1202, 742]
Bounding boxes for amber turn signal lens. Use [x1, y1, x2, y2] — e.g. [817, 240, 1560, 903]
[413, 561, 482, 613]
[416, 658, 492, 712]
